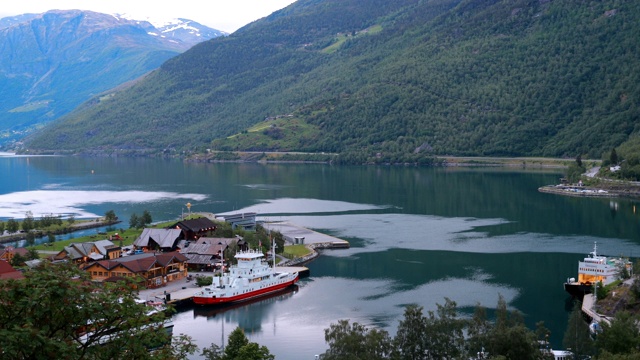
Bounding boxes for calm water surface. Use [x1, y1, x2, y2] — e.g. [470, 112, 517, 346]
[2, 155, 640, 359]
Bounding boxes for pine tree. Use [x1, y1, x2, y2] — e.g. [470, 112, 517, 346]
[610, 148, 618, 165]
[563, 301, 594, 357]
[129, 213, 139, 229]
[393, 305, 428, 359]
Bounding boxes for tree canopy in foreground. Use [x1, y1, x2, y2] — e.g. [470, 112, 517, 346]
[0, 262, 196, 359]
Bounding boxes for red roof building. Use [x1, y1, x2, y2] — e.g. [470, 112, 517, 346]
[0, 260, 24, 280]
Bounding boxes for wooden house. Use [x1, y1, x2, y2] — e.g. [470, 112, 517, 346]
[180, 237, 234, 271]
[52, 240, 121, 264]
[0, 246, 28, 263]
[83, 251, 188, 288]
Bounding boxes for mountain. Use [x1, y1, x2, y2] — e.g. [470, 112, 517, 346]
[0, 10, 224, 144]
[0, 14, 39, 29]
[22, 0, 640, 162]
[112, 14, 227, 47]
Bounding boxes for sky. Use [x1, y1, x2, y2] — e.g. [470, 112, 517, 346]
[0, 0, 297, 33]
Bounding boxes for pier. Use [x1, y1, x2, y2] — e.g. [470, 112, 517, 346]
[581, 294, 612, 326]
[261, 221, 350, 248]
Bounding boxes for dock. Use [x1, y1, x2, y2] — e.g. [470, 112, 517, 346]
[262, 221, 350, 248]
[581, 294, 612, 326]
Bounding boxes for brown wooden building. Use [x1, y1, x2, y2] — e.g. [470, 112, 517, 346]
[83, 251, 188, 288]
[52, 240, 121, 264]
[0, 246, 29, 263]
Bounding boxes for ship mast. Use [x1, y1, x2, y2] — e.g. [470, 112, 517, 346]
[271, 231, 276, 269]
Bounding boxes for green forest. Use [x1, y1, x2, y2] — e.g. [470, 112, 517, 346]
[24, 0, 640, 165]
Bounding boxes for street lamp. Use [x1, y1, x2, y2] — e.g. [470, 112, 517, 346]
[186, 202, 191, 218]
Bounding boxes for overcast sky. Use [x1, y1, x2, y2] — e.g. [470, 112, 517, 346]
[0, 0, 297, 33]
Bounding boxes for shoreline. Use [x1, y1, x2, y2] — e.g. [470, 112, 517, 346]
[0, 220, 121, 245]
[538, 184, 640, 199]
[7, 151, 588, 169]
[538, 185, 613, 198]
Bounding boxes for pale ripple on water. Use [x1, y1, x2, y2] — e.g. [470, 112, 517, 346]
[219, 197, 387, 216]
[0, 190, 208, 219]
[263, 213, 640, 257]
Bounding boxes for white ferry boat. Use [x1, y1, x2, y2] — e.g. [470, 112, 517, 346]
[193, 249, 299, 305]
[564, 242, 632, 298]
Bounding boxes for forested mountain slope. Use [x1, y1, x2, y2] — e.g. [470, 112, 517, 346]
[24, 0, 640, 161]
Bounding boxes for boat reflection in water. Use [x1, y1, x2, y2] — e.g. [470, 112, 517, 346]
[190, 285, 300, 332]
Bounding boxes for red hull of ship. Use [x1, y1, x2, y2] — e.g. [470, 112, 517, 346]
[193, 275, 299, 305]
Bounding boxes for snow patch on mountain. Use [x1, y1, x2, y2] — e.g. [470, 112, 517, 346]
[113, 13, 227, 38]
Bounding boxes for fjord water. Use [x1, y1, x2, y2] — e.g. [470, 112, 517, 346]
[3, 155, 640, 359]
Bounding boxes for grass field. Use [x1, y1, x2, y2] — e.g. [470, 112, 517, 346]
[283, 244, 313, 257]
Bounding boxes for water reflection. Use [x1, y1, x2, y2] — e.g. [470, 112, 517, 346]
[190, 285, 299, 332]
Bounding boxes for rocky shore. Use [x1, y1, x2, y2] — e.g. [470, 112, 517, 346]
[539, 182, 640, 199]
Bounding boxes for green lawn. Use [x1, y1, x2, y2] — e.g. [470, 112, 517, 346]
[283, 244, 313, 257]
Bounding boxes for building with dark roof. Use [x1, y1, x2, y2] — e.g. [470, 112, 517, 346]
[180, 237, 235, 271]
[168, 217, 217, 240]
[133, 228, 183, 252]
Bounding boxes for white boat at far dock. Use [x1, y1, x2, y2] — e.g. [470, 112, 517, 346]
[564, 242, 632, 299]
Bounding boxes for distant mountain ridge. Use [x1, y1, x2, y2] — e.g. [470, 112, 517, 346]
[112, 14, 227, 46]
[0, 9, 224, 144]
[0, 13, 40, 29]
[21, 0, 640, 162]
